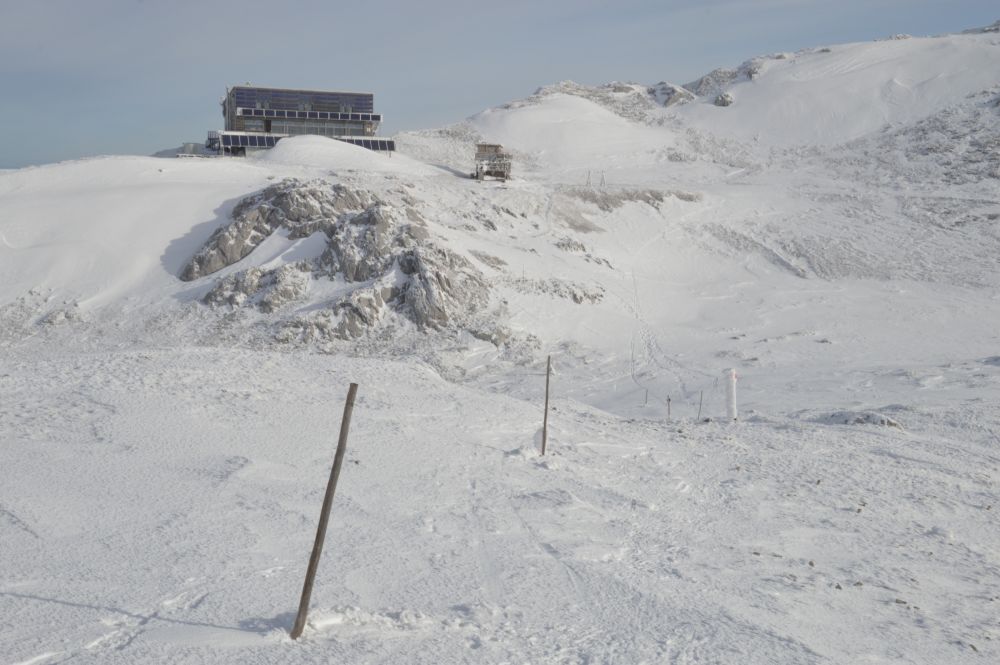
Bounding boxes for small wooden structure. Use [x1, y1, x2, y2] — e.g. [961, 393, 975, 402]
[472, 143, 512, 181]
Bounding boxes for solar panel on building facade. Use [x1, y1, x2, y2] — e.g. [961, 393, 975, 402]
[217, 133, 392, 152]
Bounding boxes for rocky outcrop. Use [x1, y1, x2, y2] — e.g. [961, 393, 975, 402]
[563, 187, 700, 211]
[180, 181, 376, 281]
[682, 55, 780, 99]
[317, 203, 398, 282]
[504, 276, 605, 304]
[517, 80, 661, 123]
[203, 263, 312, 313]
[684, 68, 740, 98]
[714, 92, 735, 107]
[650, 82, 695, 107]
[187, 178, 494, 341]
[962, 20, 999, 34]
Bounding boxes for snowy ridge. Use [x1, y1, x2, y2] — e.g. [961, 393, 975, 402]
[671, 26, 1000, 146]
[2, 23, 1000, 664]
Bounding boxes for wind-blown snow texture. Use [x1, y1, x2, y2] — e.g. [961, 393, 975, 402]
[2, 25, 1000, 664]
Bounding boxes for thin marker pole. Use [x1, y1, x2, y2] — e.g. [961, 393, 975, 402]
[541, 356, 551, 455]
[697, 390, 704, 421]
[725, 368, 738, 421]
[290, 382, 359, 640]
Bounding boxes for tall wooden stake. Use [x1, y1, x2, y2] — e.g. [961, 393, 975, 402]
[541, 355, 551, 455]
[290, 382, 358, 640]
[697, 390, 704, 421]
[667, 396, 671, 419]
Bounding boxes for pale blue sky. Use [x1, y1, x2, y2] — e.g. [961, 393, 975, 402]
[0, 0, 995, 168]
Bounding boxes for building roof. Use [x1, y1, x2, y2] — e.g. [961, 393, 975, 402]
[228, 84, 374, 96]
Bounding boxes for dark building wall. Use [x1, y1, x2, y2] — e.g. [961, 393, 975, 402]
[225, 86, 373, 114]
[223, 86, 379, 137]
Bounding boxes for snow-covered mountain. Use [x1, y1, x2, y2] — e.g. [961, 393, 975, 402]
[2, 23, 999, 664]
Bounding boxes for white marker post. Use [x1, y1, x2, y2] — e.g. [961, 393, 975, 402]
[725, 368, 738, 421]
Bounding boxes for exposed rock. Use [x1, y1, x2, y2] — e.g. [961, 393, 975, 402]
[180, 179, 376, 281]
[40, 303, 83, 326]
[685, 68, 739, 97]
[715, 92, 735, 107]
[684, 57, 768, 98]
[187, 179, 495, 342]
[203, 263, 312, 313]
[566, 187, 667, 211]
[673, 190, 703, 202]
[522, 80, 661, 123]
[554, 237, 588, 253]
[318, 203, 397, 282]
[469, 250, 508, 270]
[505, 277, 604, 304]
[398, 244, 490, 328]
[650, 82, 695, 107]
[815, 411, 904, 428]
[962, 20, 999, 34]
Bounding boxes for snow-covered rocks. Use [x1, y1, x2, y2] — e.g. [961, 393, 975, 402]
[685, 67, 740, 98]
[203, 263, 312, 313]
[512, 80, 661, 123]
[181, 180, 376, 281]
[189, 178, 493, 341]
[505, 276, 604, 304]
[714, 92, 735, 107]
[962, 19, 1000, 34]
[650, 81, 695, 107]
[814, 410, 904, 428]
[39, 302, 84, 326]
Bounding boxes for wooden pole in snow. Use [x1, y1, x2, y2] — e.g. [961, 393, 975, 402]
[541, 356, 551, 455]
[290, 382, 358, 640]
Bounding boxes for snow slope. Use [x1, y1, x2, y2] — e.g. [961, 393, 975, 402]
[0, 156, 270, 309]
[673, 29, 1000, 146]
[2, 24, 1000, 665]
[471, 93, 676, 174]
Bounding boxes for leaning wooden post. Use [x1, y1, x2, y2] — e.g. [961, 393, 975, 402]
[541, 356, 551, 455]
[290, 382, 359, 640]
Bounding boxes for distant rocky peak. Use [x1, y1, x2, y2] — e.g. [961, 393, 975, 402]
[649, 82, 695, 107]
[962, 19, 1000, 34]
[512, 80, 660, 122]
[681, 55, 781, 98]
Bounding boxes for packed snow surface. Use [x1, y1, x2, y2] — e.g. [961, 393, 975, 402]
[2, 25, 1000, 664]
